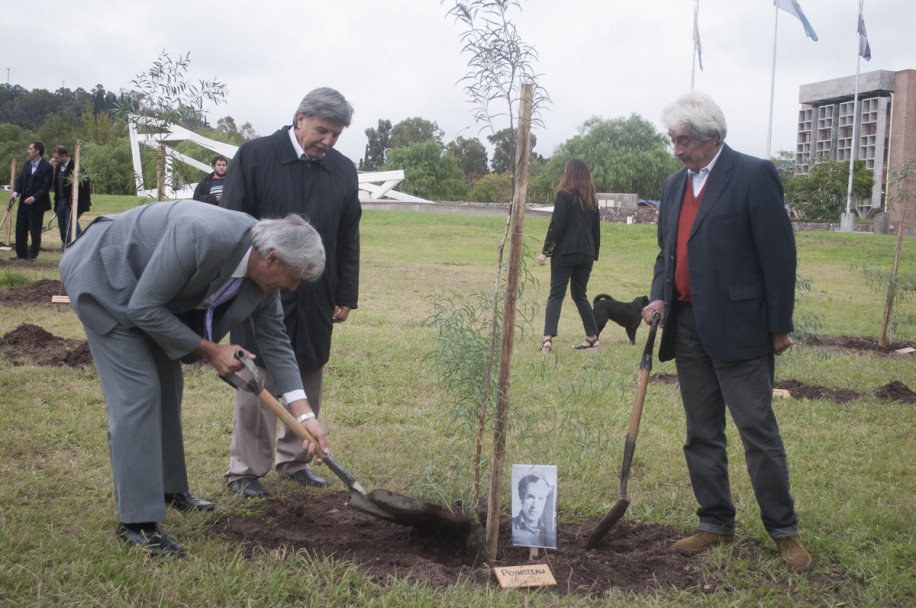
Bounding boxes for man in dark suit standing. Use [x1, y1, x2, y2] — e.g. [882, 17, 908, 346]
[642, 91, 811, 572]
[9, 141, 53, 260]
[60, 201, 331, 556]
[220, 87, 361, 498]
[51, 145, 92, 250]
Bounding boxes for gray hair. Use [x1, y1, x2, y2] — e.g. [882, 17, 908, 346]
[292, 87, 353, 127]
[250, 214, 325, 281]
[661, 91, 728, 143]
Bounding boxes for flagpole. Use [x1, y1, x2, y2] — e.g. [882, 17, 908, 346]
[842, 0, 864, 232]
[691, 0, 699, 90]
[766, 5, 780, 159]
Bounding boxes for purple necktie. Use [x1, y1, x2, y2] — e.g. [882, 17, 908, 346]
[204, 277, 243, 341]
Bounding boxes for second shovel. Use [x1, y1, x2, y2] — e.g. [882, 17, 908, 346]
[586, 310, 660, 549]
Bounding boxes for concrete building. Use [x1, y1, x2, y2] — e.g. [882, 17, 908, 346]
[797, 69, 916, 222]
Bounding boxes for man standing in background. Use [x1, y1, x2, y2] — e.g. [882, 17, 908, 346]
[193, 155, 228, 205]
[9, 141, 53, 261]
[52, 145, 92, 249]
[220, 87, 361, 498]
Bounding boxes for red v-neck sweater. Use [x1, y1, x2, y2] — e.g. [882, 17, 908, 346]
[674, 177, 706, 302]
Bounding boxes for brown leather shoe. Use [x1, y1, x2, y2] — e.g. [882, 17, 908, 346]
[775, 535, 813, 572]
[672, 531, 735, 556]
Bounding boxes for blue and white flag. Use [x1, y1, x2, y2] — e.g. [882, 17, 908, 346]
[694, 12, 703, 71]
[774, 0, 818, 41]
[858, 5, 872, 61]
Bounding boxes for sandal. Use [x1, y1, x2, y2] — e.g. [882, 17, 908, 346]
[540, 337, 553, 353]
[573, 337, 600, 350]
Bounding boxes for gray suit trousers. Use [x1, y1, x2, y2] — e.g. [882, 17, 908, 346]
[225, 366, 324, 482]
[84, 324, 188, 524]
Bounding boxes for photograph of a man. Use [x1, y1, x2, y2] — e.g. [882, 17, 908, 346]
[511, 465, 557, 549]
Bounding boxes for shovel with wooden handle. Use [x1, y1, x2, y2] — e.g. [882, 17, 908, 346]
[586, 310, 661, 549]
[221, 351, 475, 537]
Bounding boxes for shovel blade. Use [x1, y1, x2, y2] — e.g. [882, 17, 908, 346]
[585, 497, 631, 549]
[346, 489, 400, 521]
[366, 489, 475, 537]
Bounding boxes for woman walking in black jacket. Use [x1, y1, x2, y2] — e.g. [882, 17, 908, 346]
[536, 158, 601, 352]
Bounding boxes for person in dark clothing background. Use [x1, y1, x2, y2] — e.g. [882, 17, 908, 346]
[220, 87, 361, 498]
[51, 145, 92, 249]
[192, 155, 228, 205]
[536, 158, 601, 352]
[9, 141, 53, 261]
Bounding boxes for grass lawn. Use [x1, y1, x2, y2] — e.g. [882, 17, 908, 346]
[0, 196, 914, 606]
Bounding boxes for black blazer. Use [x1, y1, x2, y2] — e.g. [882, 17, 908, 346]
[541, 189, 601, 260]
[14, 158, 53, 213]
[53, 161, 92, 215]
[650, 145, 796, 362]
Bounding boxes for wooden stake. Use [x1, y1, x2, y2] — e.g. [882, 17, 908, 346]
[68, 143, 81, 249]
[879, 223, 905, 347]
[486, 83, 533, 559]
[4, 158, 16, 245]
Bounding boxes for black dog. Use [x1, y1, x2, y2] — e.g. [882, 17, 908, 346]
[592, 294, 649, 344]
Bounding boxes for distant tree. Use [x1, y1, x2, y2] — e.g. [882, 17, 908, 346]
[360, 119, 392, 171]
[79, 102, 125, 145]
[116, 51, 227, 198]
[487, 128, 538, 174]
[80, 137, 137, 195]
[782, 159, 874, 221]
[543, 114, 680, 199]
[389, 117, 444, 150]
[37, 112, 80, 151]
[383, 140, 467, 201]
[467, 172, 512, 204]
[0, 123, 37, 178]
[447, 135, 489, 180]
[213, 115, 256, 146]
[526, 172, 553, 205]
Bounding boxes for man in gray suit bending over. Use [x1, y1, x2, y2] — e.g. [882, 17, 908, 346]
[60, 201, 330, 557]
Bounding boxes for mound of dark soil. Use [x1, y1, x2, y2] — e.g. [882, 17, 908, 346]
[653, 372, 914, 405]
[0, 323, 93, 367]
[803, 334, 916, 355]
[0, 278, 66, 305]
[207, 490, 720, 597]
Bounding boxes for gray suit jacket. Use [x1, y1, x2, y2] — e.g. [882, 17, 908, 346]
[59, 200, 303, 394]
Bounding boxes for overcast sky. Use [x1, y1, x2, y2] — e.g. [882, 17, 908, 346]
[3, 0, 913, 166]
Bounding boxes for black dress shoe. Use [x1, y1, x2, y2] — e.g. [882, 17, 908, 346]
[165, 490, 214, 512]
[228, 477, 270, 498]
[117, 523, 185, 557]
[288, 465, 327, 487]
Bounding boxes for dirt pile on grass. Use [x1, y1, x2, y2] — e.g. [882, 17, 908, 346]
[0, 323, 93, 367]
[0, 278, 65, 305]
[207, 490, 721, 597]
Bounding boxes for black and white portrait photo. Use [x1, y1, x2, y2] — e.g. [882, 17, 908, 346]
[511, 464, 558, 549]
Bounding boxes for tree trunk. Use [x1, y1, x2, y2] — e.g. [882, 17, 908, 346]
[486, 83, 533, 559]
[157, 144, 166, 202]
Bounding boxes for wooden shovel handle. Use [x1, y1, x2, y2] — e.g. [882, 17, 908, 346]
[254, 387, 327, 460]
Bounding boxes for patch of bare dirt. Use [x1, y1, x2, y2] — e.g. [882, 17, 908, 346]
[803, 334, 916, 356]
[0, 278, 66, 305]
[206, 490, 721, 597]
[652, 372, 914, 404]
[0, 323, 93, 367]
